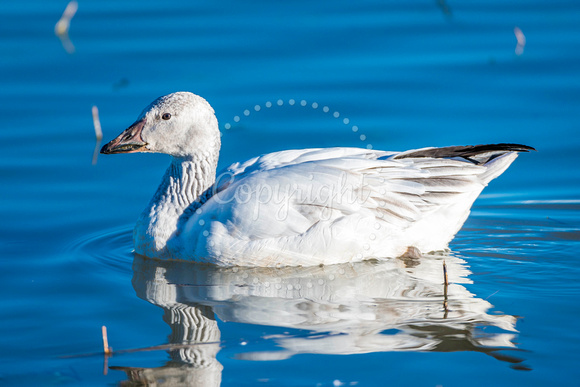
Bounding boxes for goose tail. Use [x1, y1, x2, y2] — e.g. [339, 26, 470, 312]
[394, 143, 535, 185]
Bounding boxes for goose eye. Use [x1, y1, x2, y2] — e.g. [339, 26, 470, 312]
[162, 113, 171, 120]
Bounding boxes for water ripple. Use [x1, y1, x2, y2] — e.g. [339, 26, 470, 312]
[65, 225, 134, 276]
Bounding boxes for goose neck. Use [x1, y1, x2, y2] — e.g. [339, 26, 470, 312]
[135, 154, 217, 256]
[163, 156, 217, 209]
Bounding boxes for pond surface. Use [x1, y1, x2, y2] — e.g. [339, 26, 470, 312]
[1, 0, 579, 385]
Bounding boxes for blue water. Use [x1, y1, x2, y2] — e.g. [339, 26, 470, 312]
[1, 0, 579, 385]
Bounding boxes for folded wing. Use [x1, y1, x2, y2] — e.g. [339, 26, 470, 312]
[181, 145, 531, 266]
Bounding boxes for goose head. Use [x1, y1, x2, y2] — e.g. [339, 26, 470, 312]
[101, 92, 220, 159]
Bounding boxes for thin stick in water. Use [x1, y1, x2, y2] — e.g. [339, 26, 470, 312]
[102, 325, 112, 355]
[92, 106, 103, 141]
[54, 1, 78, 36]
[442, 260, 449, 318]
[514, 26, 526, 56]
[92, 106, 102, 165]
[54, 1, 78, 54]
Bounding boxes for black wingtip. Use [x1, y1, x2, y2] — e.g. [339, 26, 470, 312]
[481, 143, 536, 153]
[394, 143, 536, 162]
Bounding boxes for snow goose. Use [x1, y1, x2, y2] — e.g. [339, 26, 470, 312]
[101, 92, 534, 267]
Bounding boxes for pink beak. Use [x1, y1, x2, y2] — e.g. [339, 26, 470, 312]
[101, 119, 149, 154]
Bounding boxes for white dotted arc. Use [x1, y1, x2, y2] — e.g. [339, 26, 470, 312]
[219, 98, 385, 261]
[223, 98, 373, 150]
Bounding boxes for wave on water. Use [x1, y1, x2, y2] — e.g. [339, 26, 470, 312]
[65, 225, 134, 275]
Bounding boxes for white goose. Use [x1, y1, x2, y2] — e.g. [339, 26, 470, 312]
[101, 92, 533, 267]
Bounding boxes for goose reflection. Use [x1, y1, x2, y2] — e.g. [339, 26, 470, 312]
[113, 253, 524, 384]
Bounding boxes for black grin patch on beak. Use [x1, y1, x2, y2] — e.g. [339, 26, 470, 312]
[101, 142, 147, 154]
[100, 119, 149, 154]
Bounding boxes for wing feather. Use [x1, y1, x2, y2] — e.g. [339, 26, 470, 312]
[200, 148, 489, 239]
[180, 146, 525, 265]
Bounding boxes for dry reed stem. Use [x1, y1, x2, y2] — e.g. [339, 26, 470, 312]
[92, 106, 102, 165]
[443, 260, 449, 318]
[54, 1, 78, 36]
[92, 106, 103, 141]
[102, 325, 112, 355]
[54, 1, 78, 54]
